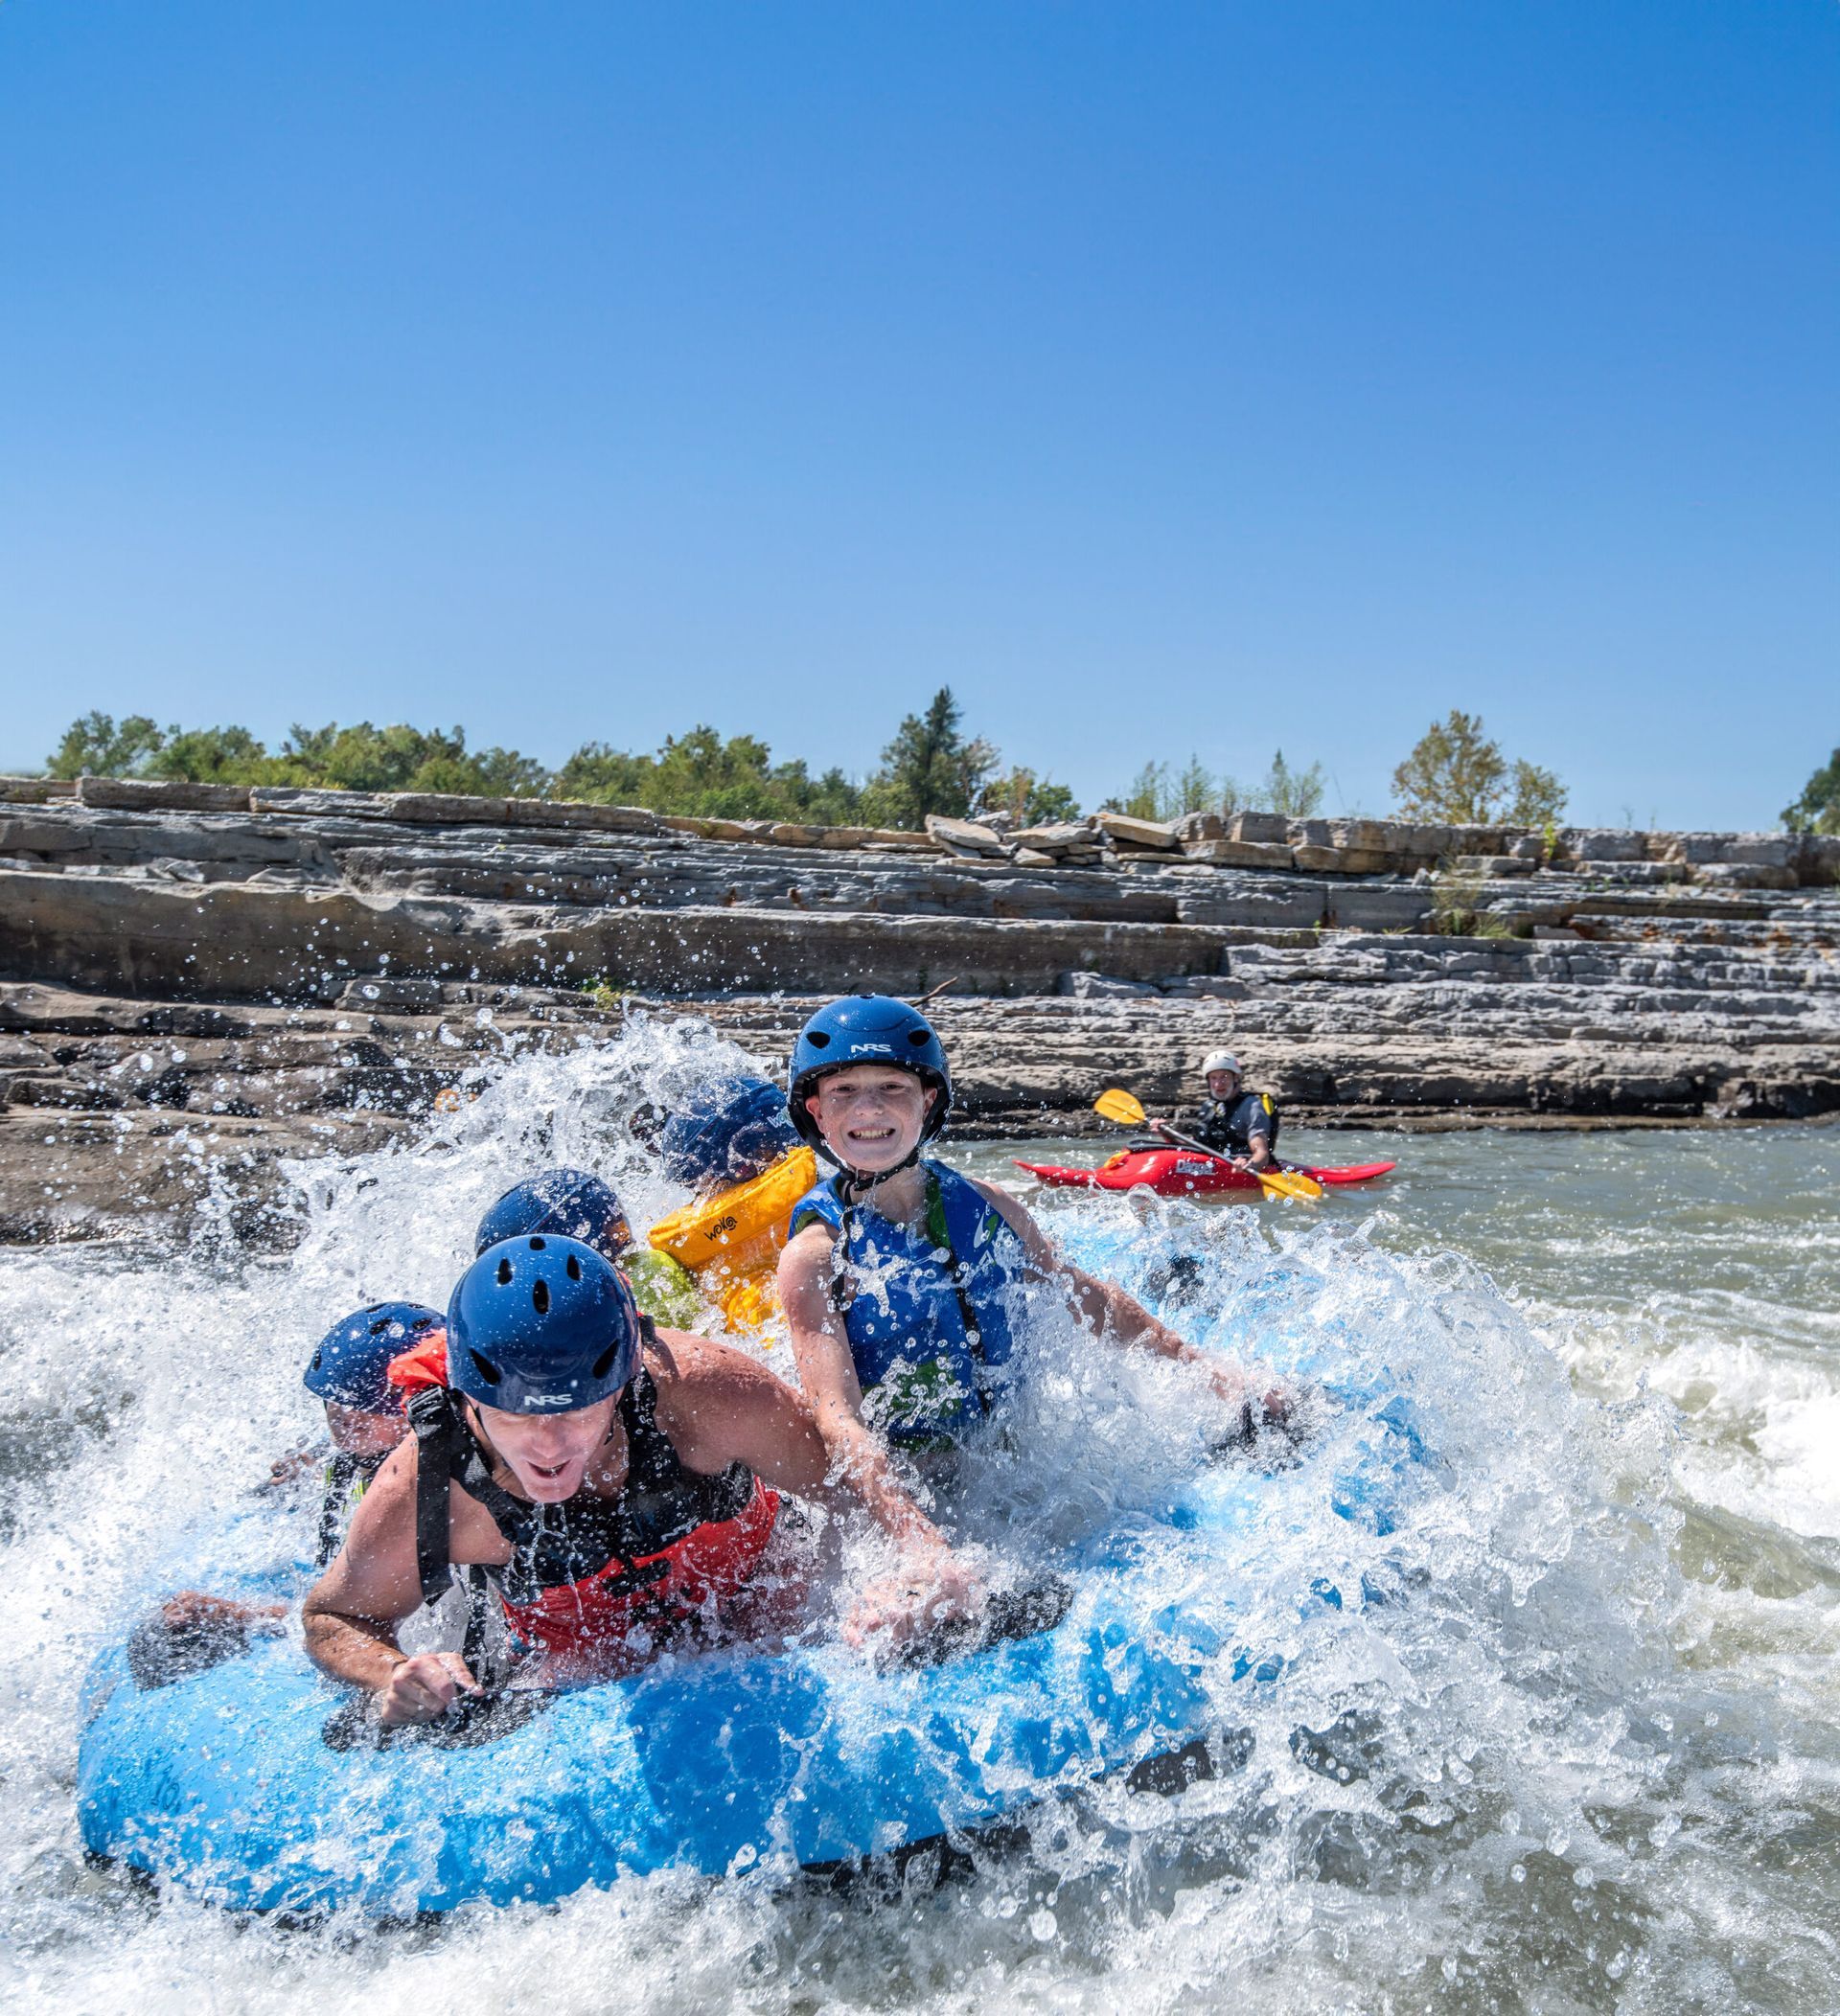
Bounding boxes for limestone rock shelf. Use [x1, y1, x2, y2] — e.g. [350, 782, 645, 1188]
[0, 787, 1834, 1242]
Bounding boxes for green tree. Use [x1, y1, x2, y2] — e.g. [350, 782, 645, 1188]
[781, 763, 867, 826]
[1111, 762, 1167, 820]
[1392, 711, 1564, 826]
[1782, 748, 1840, 836]
[552, 741, 654, 804]
[268, 722, 548, 796]
[1171, 755, 1215, 817]
[46, 712, 169, 778]
[149, 724, 271, 782]
[1506, 758, 1568, 829]
[1263, 749, 1325, 818]
[975, 768, 1082, 827]
[553, 727, 867, 823]
[1110, 747, 1324, 820]
[862, 688, 994, 828]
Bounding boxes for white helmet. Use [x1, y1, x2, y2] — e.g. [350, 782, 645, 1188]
[1202, 1050, 1243, 1078]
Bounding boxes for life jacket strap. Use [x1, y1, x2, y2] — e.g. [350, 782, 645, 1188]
[926, 1170, 995, 1416]
[315, 1451, 362, 1569]
[408, 1386, 458, 1609]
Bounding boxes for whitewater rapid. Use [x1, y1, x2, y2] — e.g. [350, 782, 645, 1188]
[2, 1015, 1835, 2012]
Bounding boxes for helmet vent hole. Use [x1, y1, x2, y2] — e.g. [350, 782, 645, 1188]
[565, 1252, 582, 1281]
[591, 1342, 620, 1380]
[468, 1349, 502, 1386]
[528, 1235, 546, 1249]
[908, 1028, 931, 1046]
[806, 1030, 830, 1049]
[495, 1258, 513, 1285]
[531, 1279, 551, 1316]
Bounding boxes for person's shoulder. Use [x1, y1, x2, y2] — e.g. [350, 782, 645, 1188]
[645, 1327, 780, 1394]
[646, 1334, 796, 1447]
[961, 1173, 1046, 1251]
[779, 1215, 838, 1272]
[337, 1432, 420, 1533]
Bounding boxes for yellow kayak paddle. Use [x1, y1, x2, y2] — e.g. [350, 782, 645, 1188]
[1092, 1088, 1324, 1201]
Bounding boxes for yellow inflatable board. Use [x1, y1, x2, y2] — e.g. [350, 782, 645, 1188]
[646, 1145, 817, 1334]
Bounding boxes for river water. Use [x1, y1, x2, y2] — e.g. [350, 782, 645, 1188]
[1, 1018, 1835, 2013]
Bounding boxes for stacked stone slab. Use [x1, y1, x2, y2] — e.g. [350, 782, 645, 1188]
[0, 777, 1835, 1241]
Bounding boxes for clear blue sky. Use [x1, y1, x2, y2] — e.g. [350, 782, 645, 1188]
[2, 2, 1834, 828]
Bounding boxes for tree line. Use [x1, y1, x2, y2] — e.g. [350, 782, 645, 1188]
[37, 699, 1561, 830]
[58, 700, 1839, 834]
[41, 693, 1078, 832]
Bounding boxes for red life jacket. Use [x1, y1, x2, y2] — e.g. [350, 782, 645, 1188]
[392, 1337, 779, 1662]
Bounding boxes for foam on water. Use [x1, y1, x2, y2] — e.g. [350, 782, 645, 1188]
[3, 1023, 1837, 2012]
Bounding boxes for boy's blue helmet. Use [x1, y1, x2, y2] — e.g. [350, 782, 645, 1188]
[448, 1236, 643, 1414]
[302, 1302, 443, 1413]
[659, 1075, 799, 1191]
[788, 996, 952, 1162]
[474, 1169, 632, 1263]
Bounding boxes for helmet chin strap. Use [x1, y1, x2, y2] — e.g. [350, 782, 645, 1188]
[835, 1140, 924, 1202]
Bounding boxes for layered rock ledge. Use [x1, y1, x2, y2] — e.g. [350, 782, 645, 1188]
[1, 781, 1835, 1242]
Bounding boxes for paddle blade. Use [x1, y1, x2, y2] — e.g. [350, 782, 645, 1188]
[1258, 1167, 1325, 1202]
[1093, 1088, 1146, 1128]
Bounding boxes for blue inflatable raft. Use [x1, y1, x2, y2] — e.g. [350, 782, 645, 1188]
[78, 1386, 1430, 1918]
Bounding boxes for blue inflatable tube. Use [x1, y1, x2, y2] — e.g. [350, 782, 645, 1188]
[78, 1391, 1430, 1917]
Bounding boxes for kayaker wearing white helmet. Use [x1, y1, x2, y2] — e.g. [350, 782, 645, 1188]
[1150, 1051, 1278, 1171]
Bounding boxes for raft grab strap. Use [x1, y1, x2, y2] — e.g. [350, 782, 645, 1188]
[321, 1685, 556, 1754]
[892, 1573, 1073, 1670]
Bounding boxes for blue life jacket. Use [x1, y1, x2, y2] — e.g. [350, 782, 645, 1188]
[789, 1161, 1028, 1447]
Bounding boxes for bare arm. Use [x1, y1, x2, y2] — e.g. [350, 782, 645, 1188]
[971, 1178, 1288, 1415]
[645, 1327, 833, 1497]
[302, 1440, 482, 1722]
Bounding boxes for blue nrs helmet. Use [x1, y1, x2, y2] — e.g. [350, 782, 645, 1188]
[448, 1235, 642, 1414]
[302, 1302, 443, 1414]
[474, 1168, 632, 1263]
[659, 1075, 799, 1191]
[788, 995, 953, 1159]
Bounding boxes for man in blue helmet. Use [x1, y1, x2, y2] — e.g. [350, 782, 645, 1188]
[303, 1236, 834, 1722]
[641, 1075, 816, 1336]
[296, 1301, 448, 1561]
[473, 1167, 700, 1327]
[777, 995, 1294, 1646]
[474, 1167, 632, 1261]
[657, 1076, 802, 1196]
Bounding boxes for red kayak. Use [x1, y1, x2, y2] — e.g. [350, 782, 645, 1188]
[1013, 1148, 1397, 1198]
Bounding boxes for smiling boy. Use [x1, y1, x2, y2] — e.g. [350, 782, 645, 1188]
[775, 996, 1292, 1647]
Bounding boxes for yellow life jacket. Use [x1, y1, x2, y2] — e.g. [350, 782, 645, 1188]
[646, 1145, 818, 1334]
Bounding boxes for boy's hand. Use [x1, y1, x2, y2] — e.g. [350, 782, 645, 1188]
[1208, 1376, 1306, 1453]
[843, 1548, 986, 1652]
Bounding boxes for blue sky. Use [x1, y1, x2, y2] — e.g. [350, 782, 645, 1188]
[2, 2, 1834, 828]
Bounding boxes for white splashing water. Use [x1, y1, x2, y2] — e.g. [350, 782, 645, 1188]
[2, 1018, 1836, 2012]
